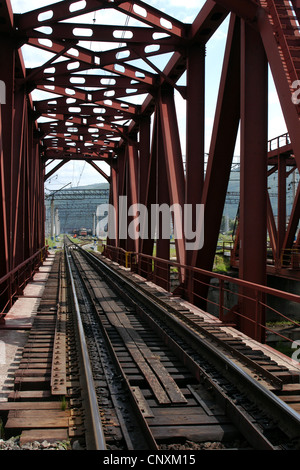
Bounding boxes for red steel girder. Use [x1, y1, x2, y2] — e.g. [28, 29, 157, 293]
[191, 14, 241, 276]
[113, 0, 186, 38]
[2, 0, 300, 342]
[158, 85, 186, 269]
[24, 23, 182, 46]
[239, 19, 268, 342]
[16, 0, 108, 31]
[213, 0, 260, 22]
[185, 43, 205, 267]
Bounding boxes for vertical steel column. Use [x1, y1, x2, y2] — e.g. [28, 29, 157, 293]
[0, 36, 15, 309]
[155, 107, 170, 290]
[127, 138, 139, 254]
[139, 113, 157, 278]
[190, 15, 240, 306]
[110, 163, 119, 247]
[185, 44, 205, 268]
[0, 37, 14, 270]
[11, 86, 26, 269]
[277, 156, 287, 263]
[0, 106, 9, 310]
[139, 115, 151, 208]
[239, 20, 268, 342]
[117, 148, 126, 251]
[138, 115, 151, 257]
[158, 84, 186, 269]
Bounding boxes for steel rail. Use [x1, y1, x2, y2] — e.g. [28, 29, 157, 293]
[64, 243, 107, 451]
[68, 243, 160, 450]
[79, 246, 300, 448]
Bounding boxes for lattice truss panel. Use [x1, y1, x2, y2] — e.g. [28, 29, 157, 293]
[15, 0, 192, 164]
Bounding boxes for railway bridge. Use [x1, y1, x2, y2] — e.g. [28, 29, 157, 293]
[0, 0, 300, 451]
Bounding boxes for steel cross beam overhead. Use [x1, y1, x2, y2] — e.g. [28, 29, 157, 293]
[0, 0, 300, 342]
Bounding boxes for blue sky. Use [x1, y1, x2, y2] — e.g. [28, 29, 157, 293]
[10, 0, 287, 192]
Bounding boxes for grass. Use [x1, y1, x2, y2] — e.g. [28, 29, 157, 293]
[45, 237, 59, 249]
[266, 321, 295, 328]
[213, 254, 231, 273]
[60, 396, 67, 411]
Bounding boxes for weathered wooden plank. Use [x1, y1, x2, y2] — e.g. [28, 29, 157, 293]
[15, 369, 51, 376]
[8, 391, 53, 401]
[22, 348, 53, 353]
[8, 410, 70, 418]
[131, 387, 154, 418]
[0, 402, 68, 411]
[5, 417, 69, 429]
[96, 287, 186, 404]
[19, 362, 52, 368]
[147, 414, 230, 426]
[151, 424, 239, 441]
[288, 403, 300, 412]
[277, 395, 300, 402]
[14, 376, 51, 390]
[20, 429, 69, 445]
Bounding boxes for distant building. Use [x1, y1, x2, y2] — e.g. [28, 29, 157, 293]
[45, 183, 109, 236]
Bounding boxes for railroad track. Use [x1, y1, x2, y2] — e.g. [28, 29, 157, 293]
[65, 238, 300, 450]
[0, 252, 85, 447]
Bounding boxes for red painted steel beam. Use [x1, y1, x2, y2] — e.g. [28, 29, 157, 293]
[138, 115, 151, 255]
[185, 44, 205, 267]
[158, 85, 186, 269]
[109, 164, 119, 247]
[155, 107, 171, 290]
[113, 0, 186, 38]
[117, 148, 126, 251]
[0, 107, 9, 280]
[138, 113, 157, 277]
[127, 140, 139, 254]
[16, 0, 107, 31]
[0, 0, 13, 32]
[11, 86, 26, 269]
[188, 1, 228, 42]
[239, 19, 268, 342]
[191, 14, 240, 278]
[257, 8, 300, 168]
[0, 35, 15, 281]
[127, 1, 230, 139]
[139, 115, 151, 208]
[24, 24, 181, 46]
[213, 0, 259, 22]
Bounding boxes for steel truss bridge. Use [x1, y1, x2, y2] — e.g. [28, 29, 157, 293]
[1, 0, 300, 342]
